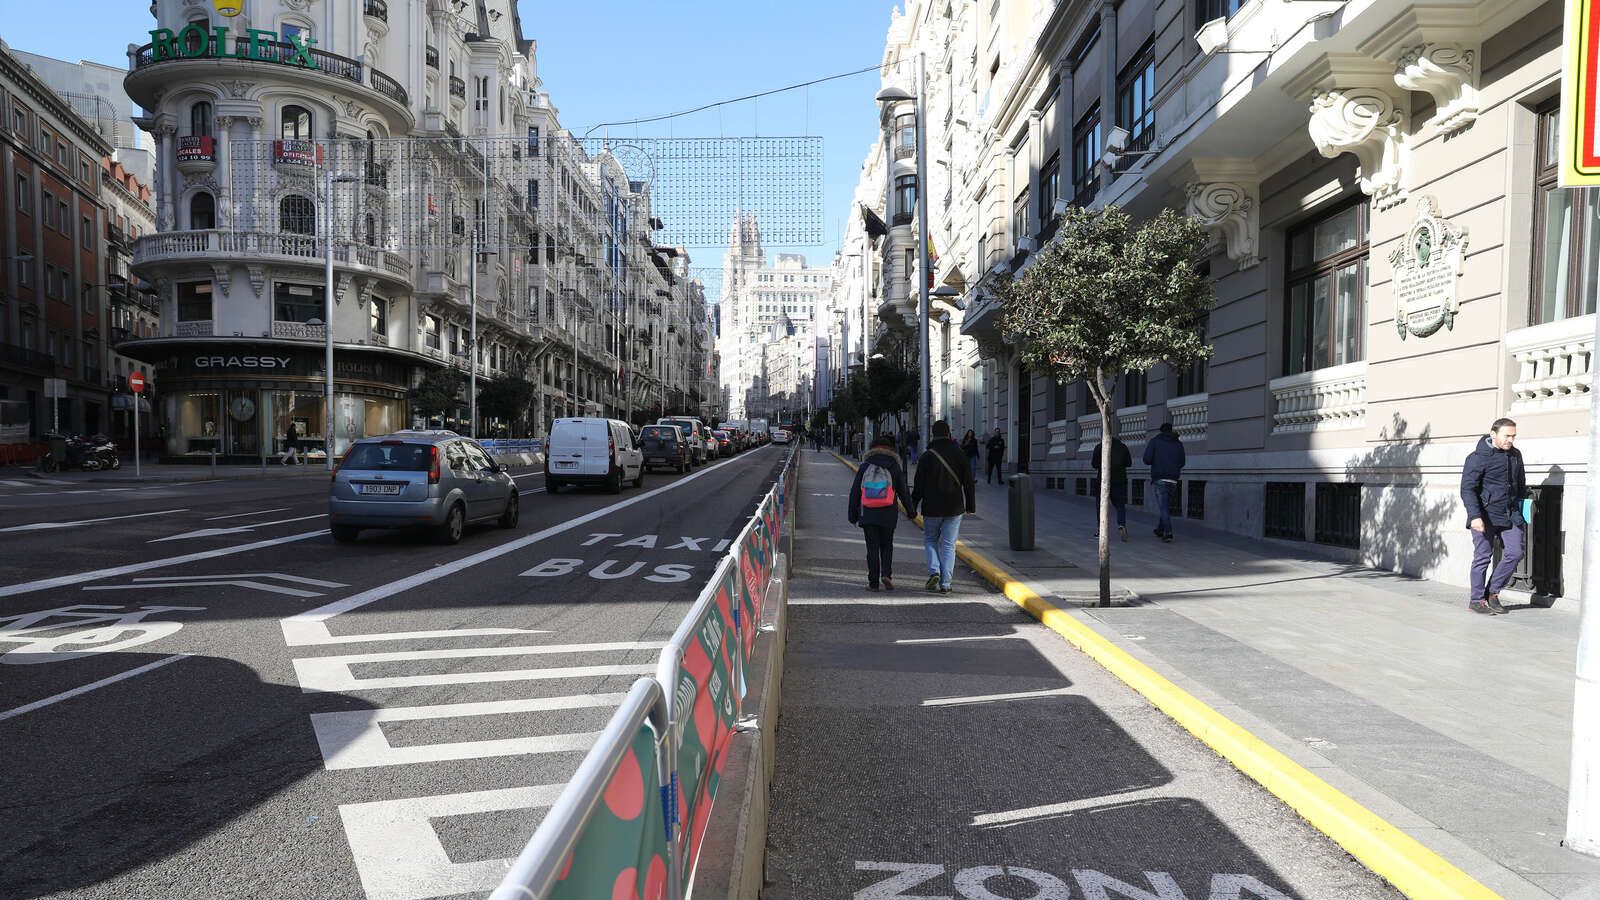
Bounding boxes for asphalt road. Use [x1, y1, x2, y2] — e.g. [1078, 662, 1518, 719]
[0, 446, 786, 900]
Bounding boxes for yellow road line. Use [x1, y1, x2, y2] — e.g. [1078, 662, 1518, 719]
[824, 451, 1500, 900]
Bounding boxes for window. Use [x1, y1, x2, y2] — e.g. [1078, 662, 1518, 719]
[1072, 103, 1101, 206]
[1314, 482, 1361, 547]
[423, 314, 441, 350]
[1264, 482, 1305, 541]
[18, 258, 33, 288]
[177, 281, 212, 321]
[528, 178, 539, 209]
[1533, 103, 1600, 324]
[1012, 189, 1030, 245]
[365, 212, 376, 245]
[81, 283, 94, 312]
[189, 192, 216, 230]
[1285, 200, 1368, 375]
[14, 173, 29, 213]
[1187, 480, 1207, 520]
[43, 264, 57, 299]
[58, 200, 68, 232]
[41, 190, 54, 229]
[1123, 370, 1147, 407]
[896, 113, 917, 151]
[1116, 39, 1157, 153]
[893, 175, 917, 224]
[370, 296, 387, 335]
[79, 160, 90, 184]
[56, 142, 68, 167]
[81, 216, 92, 246]
[1038, 153, 1060, 230]
[1196, 0, 1243, 26]
[449, 324, 463, 355]
[279, 195, 315, 236]
[527, 125, 540, 156]
[11, 106, 24, 135]
[475, 76, 490, 111]
[274, 283, 324, 323]
[190, 101, 213, 137]
[280, 104, 312, 141]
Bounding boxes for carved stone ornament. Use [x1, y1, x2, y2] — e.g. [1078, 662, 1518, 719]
[247, 266, 266, 297]
[1389, 196, 1468, 340]
[1395, 43, 1478, 134]
[1185, 181, 1260, 270]
[220, 80, 254, 100]
[335, 274, 353, 304]
[340, 99, 360, 119]
[1308, 87, 1408, 210]
[282, 0, 314, 10]
[211, 264, 232, 295]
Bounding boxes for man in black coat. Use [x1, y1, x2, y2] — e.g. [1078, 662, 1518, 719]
[912, 420, 977, 593]
[1090, 427, 1134, 542]
[1460, 417, 1526, 615]
[848, 434, 911, 590]
[984, 428, 1006, 484]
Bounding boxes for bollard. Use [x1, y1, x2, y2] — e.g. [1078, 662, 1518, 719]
[210, 449, 217, 476]
[1008, 472, 1035, 551]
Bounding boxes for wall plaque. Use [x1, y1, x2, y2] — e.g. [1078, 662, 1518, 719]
[1390, 196, 1468, 339]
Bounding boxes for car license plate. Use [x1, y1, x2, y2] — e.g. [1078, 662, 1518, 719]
[360, 483, 402, 495]
[555, 460, 576, 468]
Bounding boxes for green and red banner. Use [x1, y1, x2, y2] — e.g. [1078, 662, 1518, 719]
[670, 580, 738, 881]
[548, 722, 670, 900]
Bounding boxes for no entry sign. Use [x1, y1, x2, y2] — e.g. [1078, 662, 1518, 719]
[129, 372, 146, 394]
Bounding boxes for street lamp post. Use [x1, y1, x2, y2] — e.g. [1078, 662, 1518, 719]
[324, 168, 360, 471]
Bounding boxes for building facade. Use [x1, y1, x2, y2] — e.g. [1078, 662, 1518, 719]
[718, 214, 832, 420]
[101, 157, 158, 445]
[118, 0, 712, 461]
[1, 43, 114, 441]
[835, 0, 1577, 599]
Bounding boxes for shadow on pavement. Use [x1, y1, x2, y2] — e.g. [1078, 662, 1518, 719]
[0, 653, 372, 900]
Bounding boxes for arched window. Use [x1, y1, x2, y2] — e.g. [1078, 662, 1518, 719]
[365, 212, 376, 245]
[280, 195, 315, 236]
[280, 104, 312, 141]
[189, 192, 215, 230]
[190, 101, 212, 137]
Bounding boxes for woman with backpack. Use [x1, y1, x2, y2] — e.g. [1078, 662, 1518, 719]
[847, 434, 911, 591]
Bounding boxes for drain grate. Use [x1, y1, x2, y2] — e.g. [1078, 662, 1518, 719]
[1051, 589, 1148, 608]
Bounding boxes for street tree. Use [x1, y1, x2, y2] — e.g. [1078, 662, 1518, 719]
[997, 205, 1213, 606]
[410, 367, 467, 428]
[477, 375, 538, 436]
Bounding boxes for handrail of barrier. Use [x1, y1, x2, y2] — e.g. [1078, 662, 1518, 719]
[495, 447, 797, 899]
[489, 677, 675, 900]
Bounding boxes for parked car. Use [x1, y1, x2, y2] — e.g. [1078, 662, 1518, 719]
[330, 431, 518, 545]
[658, 417, 709, 466]
[769, 427, 791, 445]
[546, 417, 645, 493]
[710, 429, 734, 456]
[640, 424, 691, 473]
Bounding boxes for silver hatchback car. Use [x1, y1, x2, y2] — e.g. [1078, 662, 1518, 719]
[329, 431, 519, 544]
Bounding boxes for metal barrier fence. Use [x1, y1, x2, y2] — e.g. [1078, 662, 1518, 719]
[491, 447, 799, 900]
[477, 439, 544, 455]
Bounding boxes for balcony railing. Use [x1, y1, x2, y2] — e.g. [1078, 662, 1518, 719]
[133, 229, 411, 280]
[1166, 392, 1208, 443]
[363, 0, 388, 22]
[174, 320, 213, 337]
[273, 321, 326, 340]
[0, 342, 54, 372]
[132, 39, 405, 107]
[425, 46, 439, 70]
[1507, 314, 1594, 412]
[1269, 361, 1367, 435]
[893, 144, 916, 161]
[449, 76, 467, 100]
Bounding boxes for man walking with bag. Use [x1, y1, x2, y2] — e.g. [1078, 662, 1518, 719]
[1461, 417, 1526, 615]
[984, 428, 1006, 484]
[848, 434, 911, 591]
[1143, 422, 1185, 542]
[913, 420, 977, 593]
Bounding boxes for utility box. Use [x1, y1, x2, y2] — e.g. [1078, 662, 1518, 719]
[1008, 473, 1035, 550]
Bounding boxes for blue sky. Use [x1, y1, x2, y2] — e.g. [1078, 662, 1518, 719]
[0, 0, 898, 287]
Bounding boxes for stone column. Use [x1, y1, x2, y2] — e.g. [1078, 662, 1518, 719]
[1026, 110, 1043, 236]
[1099, 2, 1118, 138]
[155, 122, 177, 231]
[1055, 55, 1075, 182]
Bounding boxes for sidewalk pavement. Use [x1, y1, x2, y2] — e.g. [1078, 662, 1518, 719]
[765, 454, 1403, 900]
[941, 468, 1600, 899]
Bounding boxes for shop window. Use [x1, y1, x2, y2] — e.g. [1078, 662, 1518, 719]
[1264, 482, 1305, 541]
[1284, 199, 1367, 375]
[189, 192, 215, 230]
[1314, 482, 1362, 548]
[280, 104, 313, 141]
[170, 391, 223, 455]
[1072, 103, 1101, 206]
[190, 101, 212, 137]
[280, 195, 315, 235]
[1116, 39, 1157, 154]
[1533, 103, 1600, 324]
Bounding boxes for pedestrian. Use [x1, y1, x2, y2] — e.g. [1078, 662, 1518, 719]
[1090, 423, 1133, 542]
[961, 428, 980, 481]
[279, 420, 300, 466]
[907, 427, 921, 465]
[912, 419, 977, 593]
[984, 428, 1006, 484]
[848, 434, 910, 591]
[1142, 421, 1185, 542]
[1460, 417, 1527, 615]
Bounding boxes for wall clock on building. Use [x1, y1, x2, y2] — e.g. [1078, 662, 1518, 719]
[229, 395, 257, 422]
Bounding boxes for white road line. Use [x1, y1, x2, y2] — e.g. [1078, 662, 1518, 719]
[921, 687, 1079, 708]
[205, 507, 290, 521]
[293, 642, 664, 692]
[895, 633, 1021, 645]
[339, 785, 564, 900]
[85, 579, 325, 598]
[150, 513, 328, 543]
[0, 654, 189, 722]
[281, 451, 757, 646]
[509, 472, 545, 481]
[0, 508, 189, 534]
[131, 573, 349, 587]
[0, 529, 330, 598]
[312, 696, 611, 768]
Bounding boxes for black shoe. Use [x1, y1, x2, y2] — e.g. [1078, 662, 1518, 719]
[868, 582, 881, 591]
[1162, 534, 1173, 543]
[1486, 594, 1507, 614]
[1153, 528, 1164, 539]
[882, 577, 895, 591]
[1468, 599, 1493, 615]
[925, 574, 941, 592]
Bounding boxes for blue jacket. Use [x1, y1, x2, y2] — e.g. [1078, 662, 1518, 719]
[1142, 431, 1186, 481]
[1460, 435, 1526, 528]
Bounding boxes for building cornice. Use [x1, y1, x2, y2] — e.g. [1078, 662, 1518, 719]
[0, 44, 114, 156]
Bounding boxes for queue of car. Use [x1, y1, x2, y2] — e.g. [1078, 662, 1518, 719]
[329, 417, 769, 545]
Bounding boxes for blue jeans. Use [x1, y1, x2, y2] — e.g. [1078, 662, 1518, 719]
[1153, 479, 1177, 536]
[923, 514, 962, 588]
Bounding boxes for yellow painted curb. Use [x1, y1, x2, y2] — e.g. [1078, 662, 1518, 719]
[827, 452, 1500, 900]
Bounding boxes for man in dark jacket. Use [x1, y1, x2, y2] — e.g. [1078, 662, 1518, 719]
[912, 420, 977, 593]
[984, 429, 1006, 484]
[1091, 426, 1134, 542]
[1460, 417, 1526, 615]
[1142, 422, 1186, 542]
[848, 434, 911, 591]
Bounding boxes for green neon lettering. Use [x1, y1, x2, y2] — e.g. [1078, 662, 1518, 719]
[148, 28, 176, 62]
[286, 33, 318, 69]
[245, 28, 275, 61]
[175, 23, 209, 58]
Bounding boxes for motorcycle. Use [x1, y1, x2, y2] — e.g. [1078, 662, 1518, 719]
[85, 434, 120, 470]
[39, 433, 118, 472]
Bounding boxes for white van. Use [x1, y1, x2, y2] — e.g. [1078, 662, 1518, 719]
[545, 417, 644, 493]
